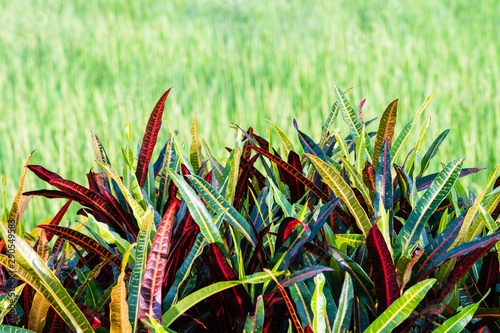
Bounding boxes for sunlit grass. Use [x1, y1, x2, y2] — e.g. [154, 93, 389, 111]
[1, 0, 499, 228]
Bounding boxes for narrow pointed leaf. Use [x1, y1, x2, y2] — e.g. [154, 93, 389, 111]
[391, 93, 436, 162]
[9, 153, 34, 230]
[330, 247, 376, 311]
[396, 159, 464, 258]
[433, 301, 481, 333]
[139, 200, 179, 323]
[250, 146, 330, 202]
[295, 122, 328, 162]
[306, 154, 371, 236]
[419, 129, 450, 176]
[0, 226, 93, 332]
[110, 272, 132, 333]
[128, 207, 154, 331]
[36, 224, 125, 272]
[312, 273, 327, 333]
[243, 295, 265, 333]
[364, 279, 436, 333]
[333, 83, 363, 143]
[189, 115, 204, 172]
[332, 272, 354, 333]
[97, 161, 146, 225]
[162, 272, 276, 328]
[136, 89, 171, 187]
[322, 101, 339, 138]
[281, 266, 334, 288]
[269, 121, 295, 157]
[374, 138, 393, 224]
[189, 175, 257, 246]
[367, 224, 399, 313]
[372, 99, 398, 170]
[168, 170, 223, 247]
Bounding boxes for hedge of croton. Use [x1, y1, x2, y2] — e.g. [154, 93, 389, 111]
[1, 84, 500, 333]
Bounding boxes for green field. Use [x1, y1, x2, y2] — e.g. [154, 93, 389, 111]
[1, 0, 499, 228]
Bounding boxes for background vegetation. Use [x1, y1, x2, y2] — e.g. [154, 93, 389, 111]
[1, 0, 499, 227]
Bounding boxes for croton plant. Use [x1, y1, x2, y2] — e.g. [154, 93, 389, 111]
[1, 83, 500, 333]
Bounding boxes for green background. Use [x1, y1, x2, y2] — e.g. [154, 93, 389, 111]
[1, 0, 499, 227]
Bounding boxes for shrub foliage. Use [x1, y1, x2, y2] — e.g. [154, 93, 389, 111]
[1, 84, 500, 332]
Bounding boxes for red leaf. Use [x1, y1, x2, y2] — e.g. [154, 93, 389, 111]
[27, 165, 62, 182]
[36, 225, 127, 274]
[438, 244, 498, 303]
[139, 198, 180, 323]
[275, 217, 305, 251]
[49, 178, 136, 237]
[366, 224, 399, 314]
[136, 89, 171, 188]
[249, 145, 331, 203]
[45, 200, 72, 242]
[204, 243, 252, 326]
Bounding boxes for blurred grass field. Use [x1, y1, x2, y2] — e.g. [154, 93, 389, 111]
[1, 0, 499, 228]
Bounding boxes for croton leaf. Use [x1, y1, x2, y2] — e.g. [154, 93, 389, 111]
[136, 89, 171, 188]
[366, 224, 399, 314]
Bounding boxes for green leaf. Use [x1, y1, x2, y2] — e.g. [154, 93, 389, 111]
[396, 159, 464, 258]
[433, 300, 481, 333]
[269, 121, 295, 158]
[332, 272, 354, 333]
[128, 207, 154, 332]
[464, 165, 500, 242]
[391, 93, 436, 162]
[419, 129, 450, 176]
[336, 153, 373, 215]
[168, 170, 224, 247]
[0, 283, 25, 321]
[202, 139, 224, 184]
[189, 175, 257, 247]
[322, 101, 339, 139]
[269, 178, 294, 217]
[243, 295, 265, 333]
[364, 279, 436, 333]
[224, 146, 242, 204]
[141, 314, 176, 333]
[162, 272, 276, 327]
[306, 153, 371, 236]
[0, 326, 35, 333]
[0, 223, 93, 333]
[312, 273, 327, 333]
[73, 255, 116, 301]
[406, 116, 431, 177]
[289, 282, 313, 328]
[356, 128, 367, 174]
[189, 115, 204, 172]
[333, 83, 363, 143]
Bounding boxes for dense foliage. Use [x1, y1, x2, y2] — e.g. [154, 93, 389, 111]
[1, 84, 500, 332]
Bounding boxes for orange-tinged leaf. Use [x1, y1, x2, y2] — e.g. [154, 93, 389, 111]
[9, 152, 34, 230]
[372, 99, 398, 170]
[36, 225, 127, 273]
[110, 272, 132, 333]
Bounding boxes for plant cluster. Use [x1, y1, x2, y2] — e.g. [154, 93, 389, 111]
[1, 84, 500, 333]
